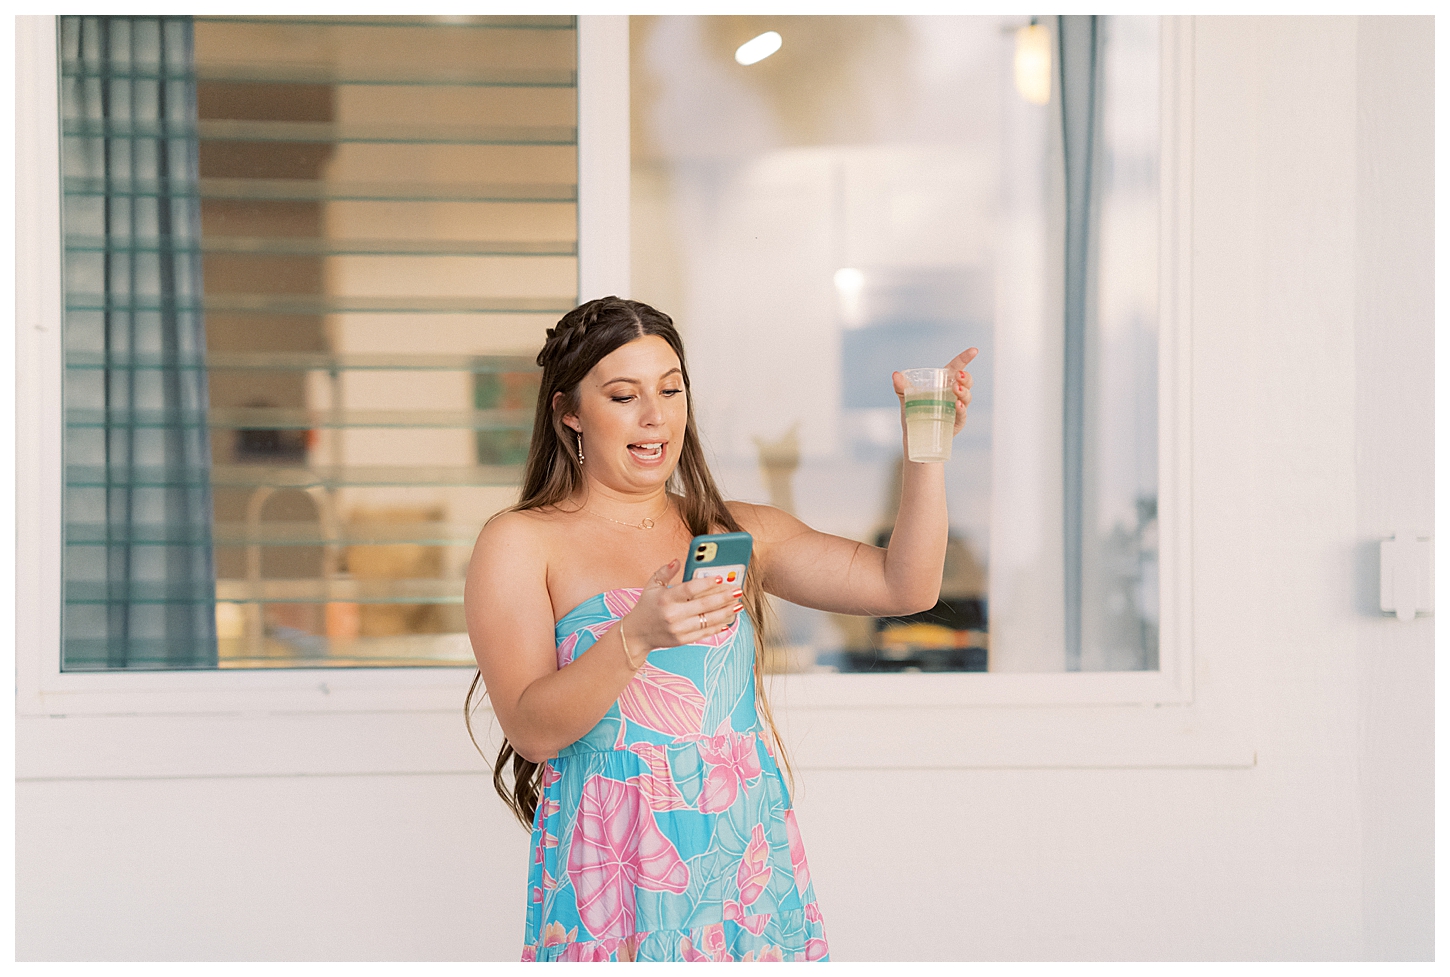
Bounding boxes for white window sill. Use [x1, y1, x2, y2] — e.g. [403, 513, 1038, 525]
[16, 657, 1256, 781]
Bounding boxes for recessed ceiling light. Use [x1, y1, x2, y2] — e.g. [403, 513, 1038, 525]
[735, 31, 782, 66]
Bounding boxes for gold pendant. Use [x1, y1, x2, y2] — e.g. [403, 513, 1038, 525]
[640, 517, 655, 529]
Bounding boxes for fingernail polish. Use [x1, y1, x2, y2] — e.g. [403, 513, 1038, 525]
[732, 602, 743, 613]
[715, 576, 723, 584]
[731, 589, 743, 598]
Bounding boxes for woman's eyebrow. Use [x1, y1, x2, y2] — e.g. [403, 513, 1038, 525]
[600, 368, 683, 386]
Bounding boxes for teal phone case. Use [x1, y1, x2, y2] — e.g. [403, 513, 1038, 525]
[685, 531, 752, 585]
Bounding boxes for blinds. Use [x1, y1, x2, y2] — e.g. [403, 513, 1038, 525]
[62, 15, 578, 669]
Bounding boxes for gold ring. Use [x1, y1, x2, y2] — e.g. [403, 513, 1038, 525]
[699, 613, 708, 630]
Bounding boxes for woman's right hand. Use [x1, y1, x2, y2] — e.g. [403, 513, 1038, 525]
[622, 559, 744, 661]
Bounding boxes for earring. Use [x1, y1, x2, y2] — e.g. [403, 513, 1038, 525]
[576, 431, 584, 464]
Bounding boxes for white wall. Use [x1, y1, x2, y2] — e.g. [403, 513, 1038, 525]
[1350, 15, 1435, 962]
[14, 17, 1433, 961]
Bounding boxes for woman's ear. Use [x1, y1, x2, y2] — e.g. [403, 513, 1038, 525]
[552, 391, 581, 434]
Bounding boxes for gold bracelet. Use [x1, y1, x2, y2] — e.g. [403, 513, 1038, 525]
[619, 623, 640, 669]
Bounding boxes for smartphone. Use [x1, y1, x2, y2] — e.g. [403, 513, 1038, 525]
[685, 531, 752, 587]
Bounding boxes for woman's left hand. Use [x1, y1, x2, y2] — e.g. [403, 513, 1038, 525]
[892, 347, 978, 438]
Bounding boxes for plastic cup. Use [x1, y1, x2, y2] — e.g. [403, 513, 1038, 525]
[902, 367, 955, 463]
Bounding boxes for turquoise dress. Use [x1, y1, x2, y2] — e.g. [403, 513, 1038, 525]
[521, 588, 830, 962]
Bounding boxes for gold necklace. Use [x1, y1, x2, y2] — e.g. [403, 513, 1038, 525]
[581, 497, 670, 530]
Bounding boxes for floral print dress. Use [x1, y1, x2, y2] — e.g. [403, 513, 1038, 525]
[521, 588, 830, 962]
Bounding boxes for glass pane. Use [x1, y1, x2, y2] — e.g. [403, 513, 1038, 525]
[630, 15, 1159, 673]
[1082, 17, 1160, 671]
[60, 15, 576, 670]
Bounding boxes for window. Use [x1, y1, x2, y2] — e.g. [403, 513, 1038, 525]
[630, 15, 1162, 674]
[21, 14, 1215, 766]
[50, 14, 1174, 684]
[59, 15, 577, 670]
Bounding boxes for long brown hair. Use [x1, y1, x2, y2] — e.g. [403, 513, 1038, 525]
[464, 296, 791, 829]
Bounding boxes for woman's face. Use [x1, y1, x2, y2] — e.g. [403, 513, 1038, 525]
[562, 334, 689, 495]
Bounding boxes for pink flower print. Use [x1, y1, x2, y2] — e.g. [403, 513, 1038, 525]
[695, 720, 763, 814]
[583, 620, 616, 642]
[783, 809, 812, 894]
[677, 927, 736, 962]
[618, 664, 706, 737]
[724, 898, 771, 936]
[531, 885, 542, 904]
[742, 944, 784, 962]
[540, 797, 560, 819]
[561, 940, 614, 962]
[555, 631, 580, 668]
[541, 921, 577, 947]
[603, 588, 642, 619]
[678, 936, 710, 962]
[805, 937, 829, 961]
[701, 923, 734, 961]
[532, 824, 558, 865]
[617, 935, 644, 962]
[626, 741, 692, 812]
[575, 935, 646, 962]
[540, 762, 561, 787]
[697, 765, 736, 814]
[566, 775, 690, 939]
[804, 901, 823, 924]
[520, 946, 537, 962]
[697, 720, 763, 779]
[736, 823, 773, 906]
[542, 866, 556, 891]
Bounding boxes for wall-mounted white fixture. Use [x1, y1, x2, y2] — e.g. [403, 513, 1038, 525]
[1379, 530, 1433, 622]
[736, 31, 782, 66]
[1014, 21, 1051, 106]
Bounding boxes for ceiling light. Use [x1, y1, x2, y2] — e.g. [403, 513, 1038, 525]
[834, 268, 867, 329]
[735, 31, 783, 66]
[1014, 22, 1051, 106]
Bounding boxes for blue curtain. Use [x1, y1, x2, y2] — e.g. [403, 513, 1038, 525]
[61, 16, 218, 669]
[1058, 15, 1099, 672]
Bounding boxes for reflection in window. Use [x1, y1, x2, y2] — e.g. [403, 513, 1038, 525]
[630, 15, 1160, 672]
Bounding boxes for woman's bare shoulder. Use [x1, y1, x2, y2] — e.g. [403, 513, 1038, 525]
[471, 506, 570, 569]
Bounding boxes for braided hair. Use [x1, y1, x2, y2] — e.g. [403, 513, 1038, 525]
[464, 296, 792, 828]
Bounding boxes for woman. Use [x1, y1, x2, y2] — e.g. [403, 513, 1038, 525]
[465, 296, 975, 962]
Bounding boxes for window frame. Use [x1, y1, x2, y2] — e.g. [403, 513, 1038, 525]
[17, 16, 1251, 773]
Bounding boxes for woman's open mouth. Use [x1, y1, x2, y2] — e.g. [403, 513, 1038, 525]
[627, 441, 666, 463]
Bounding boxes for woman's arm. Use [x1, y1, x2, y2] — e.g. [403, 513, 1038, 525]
[464, 512, 742, 763]
[464, 512, 635, 763]
[735, 347, 977, 618]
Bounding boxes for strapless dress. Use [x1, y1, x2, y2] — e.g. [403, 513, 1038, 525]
[521, 588, 829, 962]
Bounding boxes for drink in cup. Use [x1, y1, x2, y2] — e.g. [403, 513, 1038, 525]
[902, 368, 955, 463]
